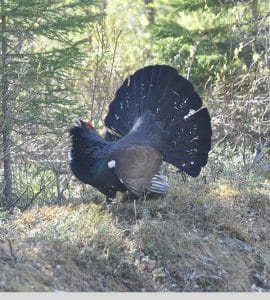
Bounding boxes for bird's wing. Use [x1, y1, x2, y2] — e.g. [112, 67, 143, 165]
[109, 145, 162, 197]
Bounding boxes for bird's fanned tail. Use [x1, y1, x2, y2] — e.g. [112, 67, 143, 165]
[104, 65, 212, 177]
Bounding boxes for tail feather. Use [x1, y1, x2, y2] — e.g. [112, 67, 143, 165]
[149, 172, 170, 194]
[105, 65, 181, 136]
[164, 108, 212, 176]
[105, 65, 212, 177]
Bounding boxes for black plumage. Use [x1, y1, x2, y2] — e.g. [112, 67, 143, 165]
[69, 65, 212, 202]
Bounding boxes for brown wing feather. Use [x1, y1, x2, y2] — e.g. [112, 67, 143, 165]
[110, 146, 162, 197]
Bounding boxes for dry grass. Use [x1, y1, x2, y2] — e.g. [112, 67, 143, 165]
[0, 168, 269, 292]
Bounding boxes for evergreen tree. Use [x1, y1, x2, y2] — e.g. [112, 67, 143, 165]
[0, 0, 98, 209]
[150, 0, 268, 89]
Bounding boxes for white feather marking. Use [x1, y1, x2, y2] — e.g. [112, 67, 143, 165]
[130, 117, 143, 132]
[108, 160, 116, 168]
[149, 172, 170, 194]
[68, 151, 72, 161]
[184, 109, 196, 120]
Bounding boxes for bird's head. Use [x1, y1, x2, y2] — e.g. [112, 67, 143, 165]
[69, 118, 96, 140]
[74, 118, 94, 130]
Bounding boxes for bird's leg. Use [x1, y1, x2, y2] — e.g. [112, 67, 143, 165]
[133, 199, 138, 225]
[105, 197, 113, 206]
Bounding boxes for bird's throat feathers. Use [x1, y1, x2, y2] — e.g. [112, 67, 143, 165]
[69, 126, 112, 184]
[69, 125, 111, 163]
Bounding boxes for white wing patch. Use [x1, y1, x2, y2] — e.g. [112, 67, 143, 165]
[108, 160, 116, 168]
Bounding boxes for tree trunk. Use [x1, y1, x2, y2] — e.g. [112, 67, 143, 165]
[251, 0, 258, 21]
[144, 0, 155, 25]
[251, 0, 258, 35]
[1, 2, 14, 210]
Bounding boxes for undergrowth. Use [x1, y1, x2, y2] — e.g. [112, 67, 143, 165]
[0, 152, 269, 292]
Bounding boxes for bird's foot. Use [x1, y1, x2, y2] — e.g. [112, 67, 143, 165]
[104, 197, 118, 210]
[105, 197, 113, 205]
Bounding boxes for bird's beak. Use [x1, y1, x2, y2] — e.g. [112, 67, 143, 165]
[75, 118, 83, 127]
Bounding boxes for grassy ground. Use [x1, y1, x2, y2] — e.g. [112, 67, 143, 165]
[0, 156, 269, 292]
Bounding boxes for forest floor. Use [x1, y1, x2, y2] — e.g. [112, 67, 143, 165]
[0, 166, 269, 292]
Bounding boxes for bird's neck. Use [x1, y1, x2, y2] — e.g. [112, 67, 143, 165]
[69, 126, 114, 183]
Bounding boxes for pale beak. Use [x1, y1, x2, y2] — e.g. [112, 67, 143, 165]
[75, 118, 83, 127]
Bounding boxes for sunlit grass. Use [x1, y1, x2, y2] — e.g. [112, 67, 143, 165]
[0, 153, 269, 292]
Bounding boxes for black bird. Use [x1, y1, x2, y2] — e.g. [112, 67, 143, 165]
[69, 65, 212, 204]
